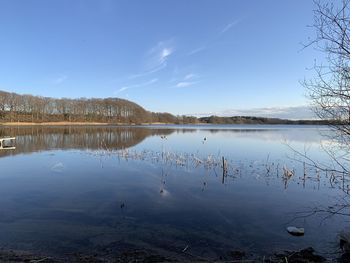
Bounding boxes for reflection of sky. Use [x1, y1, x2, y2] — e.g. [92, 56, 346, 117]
[145, 124, 330, 143]
[0, 125, 347, 258]
[137, 126, 331, 164]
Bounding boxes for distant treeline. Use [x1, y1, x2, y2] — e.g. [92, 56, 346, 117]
[0, 90, 197, 124]
[0, 90, 330, 125]
[198, 116, 331, 125]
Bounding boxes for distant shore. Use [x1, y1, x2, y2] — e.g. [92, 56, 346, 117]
[0, 90, 328, 126]
[0, 121, 174, 126]
[0, 121, 111, 126]
[0, 121, 328, 127]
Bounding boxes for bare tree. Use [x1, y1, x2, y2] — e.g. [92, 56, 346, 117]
[302, 0, 350, 174]
[305, 1, 350, 133]
[0, 90, 186, 124]
[291, 1, 350, 222]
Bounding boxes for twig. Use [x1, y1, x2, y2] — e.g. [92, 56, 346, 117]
[30, 257, 51, 263]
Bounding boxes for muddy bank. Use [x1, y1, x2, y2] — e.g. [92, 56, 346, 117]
[0, 246, 334, 263]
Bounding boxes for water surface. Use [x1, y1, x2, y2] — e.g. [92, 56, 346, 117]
[0, 125, 346, 260]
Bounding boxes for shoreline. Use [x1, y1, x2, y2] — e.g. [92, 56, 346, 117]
[0, 121, 139, 126]
[0, 121, 182, 126]
[0, 246, 330, 263]
[0, 121, 327, 126]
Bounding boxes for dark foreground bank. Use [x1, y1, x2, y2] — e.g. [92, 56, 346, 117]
[0, 246, 339, 263]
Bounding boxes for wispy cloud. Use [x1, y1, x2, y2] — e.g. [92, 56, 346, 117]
[172, 73, 199, 88]
[187, 46, 207, 56]
[175, 81, 197, 88]
[187, 19, 240, 57]
[159, 47, 173, 64]
[128, 63, 166, 79]
[184, 73, 197, 80]
[220, 20, 240, 35]
[52, 74, 68, 85]
[115, 78, 158, 94]
[129, 40, 175, 80]
[146, 40, 174, 68]
[116, 86, 130, 93]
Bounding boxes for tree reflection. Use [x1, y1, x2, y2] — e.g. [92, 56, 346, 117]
[0, 126, 174, 157]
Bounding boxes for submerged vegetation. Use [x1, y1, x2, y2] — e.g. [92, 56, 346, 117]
[93, 141, 350, 193]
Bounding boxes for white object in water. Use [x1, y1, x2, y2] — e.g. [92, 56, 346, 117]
[287, 226, 305, 236]
[0, 137, 16, 150]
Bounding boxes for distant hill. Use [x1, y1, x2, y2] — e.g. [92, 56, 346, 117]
[0, 90, 328, 125]
[198, 115, 329, 125]
[0, 90, 196, 124]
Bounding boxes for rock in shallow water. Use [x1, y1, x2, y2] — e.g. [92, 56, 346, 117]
[340, 229, 350, 253]
[274, 247, 325, 262]
[287, 226, 305, 236]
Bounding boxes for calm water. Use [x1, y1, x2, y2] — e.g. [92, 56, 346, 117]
[0, 125, 347, 259]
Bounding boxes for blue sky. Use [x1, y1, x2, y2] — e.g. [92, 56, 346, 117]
[0, 0, 320, 118]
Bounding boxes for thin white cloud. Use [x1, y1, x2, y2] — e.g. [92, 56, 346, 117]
[220, 20, 240, 35]
[129, 40, 175, 79]
[115, 78, 158, 94]
[128, 63, 166, 79]
[52, 75, 68, 85]
[117, 86, 130, 93]
[175, 81, 198, 88]
[187, 46, 206, 56]
[186, 19, 240, 57]
[147, 40, 174, 68]
[172, 73, 200, 88]
[160, 47, 173, 64]
[176, 82, 191, 88]
[184, 73, 197, 80]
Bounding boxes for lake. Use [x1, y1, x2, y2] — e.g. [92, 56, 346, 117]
[0, 125, 347, 261]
